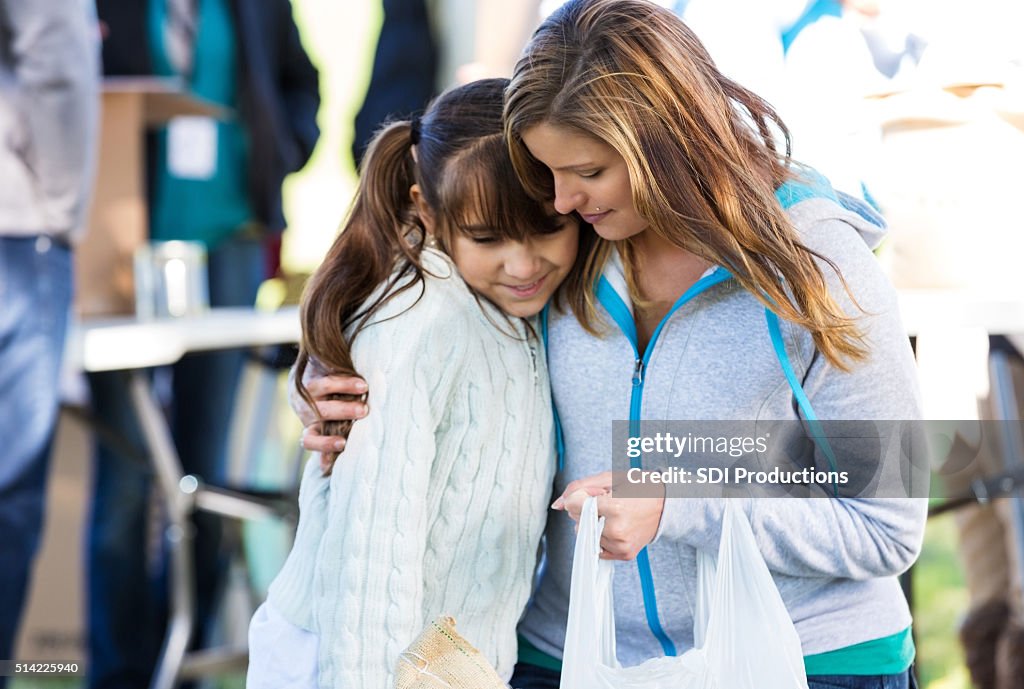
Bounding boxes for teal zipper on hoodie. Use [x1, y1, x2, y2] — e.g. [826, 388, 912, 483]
[595, 266, 733, 656]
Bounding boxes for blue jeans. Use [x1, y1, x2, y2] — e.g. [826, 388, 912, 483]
[808, 670, 918, 689]
[510, 663, 560, 689]
[509, 664, 919, 689]
[86, 236, 265, 689]
[0, 236, 72, 686]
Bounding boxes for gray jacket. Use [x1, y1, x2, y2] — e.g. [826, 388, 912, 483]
[0, 0, 99, 243]
[522, 180, 926, 666]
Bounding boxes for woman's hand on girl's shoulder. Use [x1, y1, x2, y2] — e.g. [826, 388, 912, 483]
[293, 372, 369, 459]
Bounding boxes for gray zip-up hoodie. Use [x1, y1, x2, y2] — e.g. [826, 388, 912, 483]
[520, 179, 927, 668]
[0, 0, 99, 243]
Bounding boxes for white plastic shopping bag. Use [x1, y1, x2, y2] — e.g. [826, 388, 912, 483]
[560, 498, 809, 689]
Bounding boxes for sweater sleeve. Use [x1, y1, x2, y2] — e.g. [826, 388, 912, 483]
[657, 215, 928, 580]
[657, 497, 926, 579]
[310, 282, 469, 689]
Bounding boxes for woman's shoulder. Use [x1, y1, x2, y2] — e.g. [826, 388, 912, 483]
[778, 185, 900, 312]
[783, 183, 887, 258]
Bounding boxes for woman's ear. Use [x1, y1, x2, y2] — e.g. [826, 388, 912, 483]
[410, 184, 437, 236]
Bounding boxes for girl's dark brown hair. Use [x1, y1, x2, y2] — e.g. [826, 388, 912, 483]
[296, 78, 573, 474]
[504, 0, 866, 369]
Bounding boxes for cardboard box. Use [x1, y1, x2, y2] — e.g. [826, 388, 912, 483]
[76, 78, 224, 317]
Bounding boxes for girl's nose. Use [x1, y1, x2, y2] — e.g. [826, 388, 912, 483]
[504, 243, 542, 280]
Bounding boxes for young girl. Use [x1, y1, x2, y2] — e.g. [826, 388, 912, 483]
[246, 78, 580, 688]
[504, 1, 924, 687]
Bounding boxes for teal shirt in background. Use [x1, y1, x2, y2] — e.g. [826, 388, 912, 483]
[148, 0, 253, 248]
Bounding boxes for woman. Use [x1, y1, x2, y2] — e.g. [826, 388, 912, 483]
[247, 78, 581, 688]
[504, 1, 923, 688]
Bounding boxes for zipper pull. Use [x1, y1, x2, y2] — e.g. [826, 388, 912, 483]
[530, 344, 538, 380]
[632, 358, 644, 386]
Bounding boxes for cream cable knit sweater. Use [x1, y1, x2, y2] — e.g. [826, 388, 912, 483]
[268, 249, 556, 687]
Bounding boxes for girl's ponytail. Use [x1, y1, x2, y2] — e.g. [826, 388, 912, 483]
[295, 120, 425, 474]
[295, 78, 534, 474]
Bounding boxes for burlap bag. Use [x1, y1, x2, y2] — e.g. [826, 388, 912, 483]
[393, 616, 508, 689]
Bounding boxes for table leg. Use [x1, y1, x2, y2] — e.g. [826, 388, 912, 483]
[989, 350, 1024, 614]
[126, 372, 195, 689]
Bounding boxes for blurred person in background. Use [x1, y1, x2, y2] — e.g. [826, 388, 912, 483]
[676, 0, 809, 116]
[0, 0, 99, 682]
[352, 0, 437, 166]
[353, 0, 543, 165]
[952, 346, 1024, 689]
[681, 0, 927, 204]
[86, 2, 318, 687]
[780, 0, 924, 205]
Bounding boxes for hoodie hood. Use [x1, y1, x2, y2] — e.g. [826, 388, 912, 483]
[777, 170, 889, 251]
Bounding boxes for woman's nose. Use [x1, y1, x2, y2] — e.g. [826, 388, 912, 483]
[553, 176, 583, 215]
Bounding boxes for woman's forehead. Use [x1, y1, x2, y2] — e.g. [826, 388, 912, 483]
[521, 123, 613, 168]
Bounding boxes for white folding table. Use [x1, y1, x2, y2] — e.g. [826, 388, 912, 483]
[67, 306, 300, 689]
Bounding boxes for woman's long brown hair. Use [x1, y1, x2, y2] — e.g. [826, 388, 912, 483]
[297, 78, 575, 473]
[504, 0, 867, 369]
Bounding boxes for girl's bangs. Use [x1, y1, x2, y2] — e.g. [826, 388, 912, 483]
[440, 136, 554, 242]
